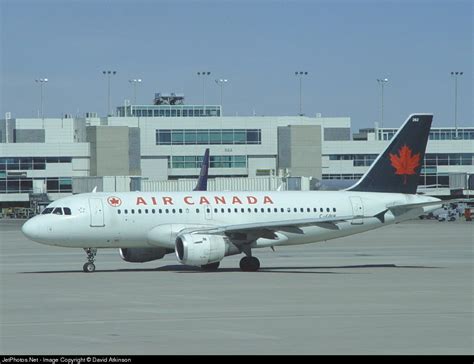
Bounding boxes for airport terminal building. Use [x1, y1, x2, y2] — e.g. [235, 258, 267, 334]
[1, 94, 473, 210]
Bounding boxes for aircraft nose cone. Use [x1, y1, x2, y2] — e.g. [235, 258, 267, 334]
[22, 219, 40, 241]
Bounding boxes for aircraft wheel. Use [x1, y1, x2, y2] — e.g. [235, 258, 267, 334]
[201, 262, 220, 271]
[239, 256, 260, 272]
[83, 262, 96, 273]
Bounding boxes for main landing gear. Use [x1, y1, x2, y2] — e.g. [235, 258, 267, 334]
[83, 248, 97, 273]
[239, 256, 260, 271]
[239, 245, 260, 272]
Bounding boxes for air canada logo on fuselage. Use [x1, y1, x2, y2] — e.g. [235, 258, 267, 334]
[389, 145, 420, 185]
[107, 196, 122, 207]
[135, 195, 274, 206]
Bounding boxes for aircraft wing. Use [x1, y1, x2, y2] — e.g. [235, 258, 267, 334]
[190, 215, 354, 239]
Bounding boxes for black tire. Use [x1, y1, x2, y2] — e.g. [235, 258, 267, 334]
[249, 257, 260, 271]
[201, 262, 220, 271]
[239, 256, 260, 272]
[83, 262, 95, 273]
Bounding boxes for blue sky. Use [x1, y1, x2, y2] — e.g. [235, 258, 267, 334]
[0, 0, 472, 130]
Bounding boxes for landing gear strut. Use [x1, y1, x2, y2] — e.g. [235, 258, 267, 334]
[83, 248, 97, 273]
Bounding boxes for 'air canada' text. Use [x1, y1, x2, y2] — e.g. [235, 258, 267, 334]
[135, 195, 275, 206]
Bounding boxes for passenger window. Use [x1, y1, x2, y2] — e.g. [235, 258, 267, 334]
[206, 208, 210, 213]
[221, 208, 225, 213]
[241, 208, 245, 213]
[254, 208, 258, 213]
[165, 209, 169, 214]
[333, 207, 336, 212]
[159, 209, 162, 214]
[313, 208, 317, 212]
[131, 209, 135, 214]
[172, 209, 176, 214]
[138, 209, 142, 214]
[214, 208, 218, 213]
[196, 209, 200, 213]
[287, 208, 291, 212]
[64, 208, 72, 215]
[294, 208, 297, 213]
[179, 209, 183, 213]
[281, 208, 284, 213]
[152, 209, 156, 214]
[145, 209, 149, 214]
[307, 208, 310, 212]
[227, 208, 231, 213]
[248, 208, 252, 213]
[320, 208, 323, 212]
[268, 208, 271, 213]
[117, 209, 121, 215]
[261, 208, 264, 213]
[326, 208, 330, 212]
[234, 208, 238, 213]
[53, 207, 63, 215]
[124, 209, 128, 214]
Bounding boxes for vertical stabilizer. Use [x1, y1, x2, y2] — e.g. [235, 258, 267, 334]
[193, 148, 210, 191]
[347, 114, 432, 194]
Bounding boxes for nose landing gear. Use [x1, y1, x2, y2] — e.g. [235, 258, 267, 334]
[83, 248, 97, 273]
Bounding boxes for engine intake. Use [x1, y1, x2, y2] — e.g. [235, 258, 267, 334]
[175, 234, 239, 266]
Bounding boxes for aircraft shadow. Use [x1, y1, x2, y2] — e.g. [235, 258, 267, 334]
[19, 263, 441, 275]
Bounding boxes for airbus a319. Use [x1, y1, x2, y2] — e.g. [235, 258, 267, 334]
[22, 114, 446, 272]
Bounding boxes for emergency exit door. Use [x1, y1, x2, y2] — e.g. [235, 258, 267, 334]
[350, 197, 364, 225]
[89, 198, 105, 227]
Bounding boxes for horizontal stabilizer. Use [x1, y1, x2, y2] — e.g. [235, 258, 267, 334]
[385, 199, 453, 216]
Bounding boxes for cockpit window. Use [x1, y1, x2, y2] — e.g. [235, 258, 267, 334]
[41, 208, 53, 214]
[63, 208, 72, 215]
[52, 207, 63, 215]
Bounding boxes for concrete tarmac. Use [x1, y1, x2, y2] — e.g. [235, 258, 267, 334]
[0, 219, 472, 355]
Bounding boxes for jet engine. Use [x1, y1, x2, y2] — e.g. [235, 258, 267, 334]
[175, 234, 239, 266]
[119, 248, 171, 263]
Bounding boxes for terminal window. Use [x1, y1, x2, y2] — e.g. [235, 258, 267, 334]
[156, 129, 261, 145]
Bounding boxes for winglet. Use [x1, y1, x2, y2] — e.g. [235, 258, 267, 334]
[193, 148, 210, 191]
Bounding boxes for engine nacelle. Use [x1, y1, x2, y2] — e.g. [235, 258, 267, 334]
[175, 234, 239, 267]
[119, 247, 171, 263]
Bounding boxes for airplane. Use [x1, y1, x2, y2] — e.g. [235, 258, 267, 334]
[22, 114, 447, 273]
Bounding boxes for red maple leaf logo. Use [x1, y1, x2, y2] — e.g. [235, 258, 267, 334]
[389, 145, 421, 185]
[107, 196, 122, 207]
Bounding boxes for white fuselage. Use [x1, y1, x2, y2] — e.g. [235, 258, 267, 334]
[22, 191, 440, 250]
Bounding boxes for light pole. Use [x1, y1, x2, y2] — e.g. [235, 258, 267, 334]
[197, 71, 211, 107]
[451, 71, 463, 139]
[295, 71, 308, 116]
[35, 78, 48, 119]
[102, 70, 117, 116]
[129, 78, 142, 104]
[377, 78, 389, 128]
[215, 78, 228, 116]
